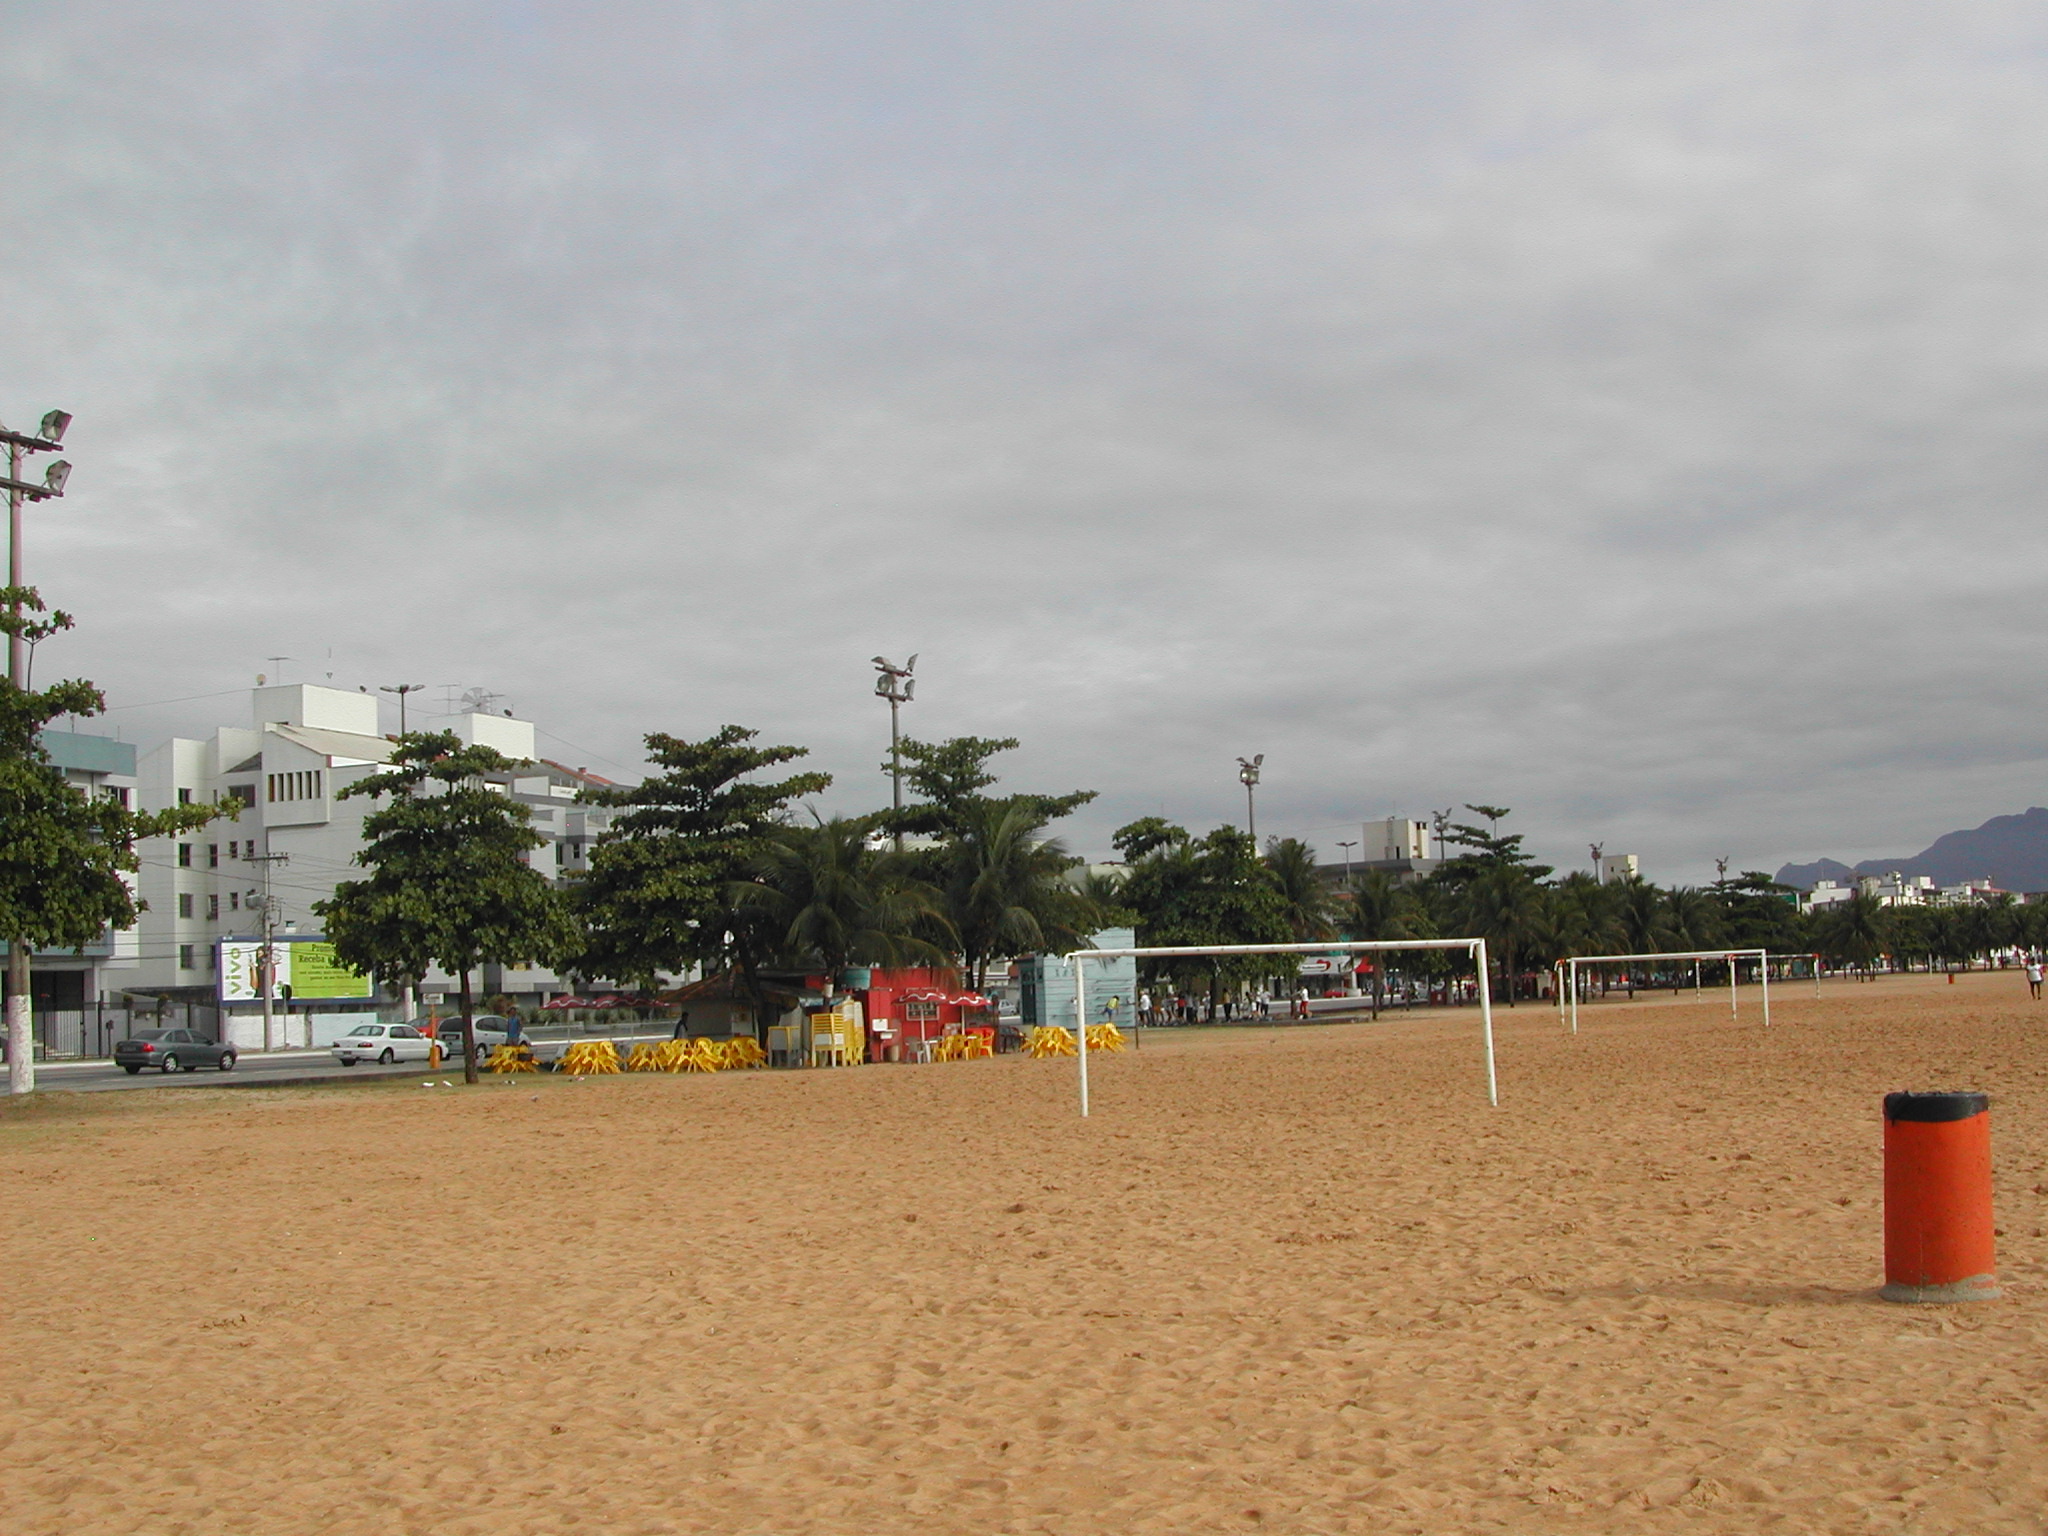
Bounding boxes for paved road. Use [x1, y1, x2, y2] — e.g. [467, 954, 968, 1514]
[34, 1052, 436, 1093]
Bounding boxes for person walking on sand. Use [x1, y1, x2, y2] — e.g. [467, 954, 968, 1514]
[2027, 958, 2042, 1000]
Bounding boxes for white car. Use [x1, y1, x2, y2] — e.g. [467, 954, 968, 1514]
[331, 1022, 437, 1067]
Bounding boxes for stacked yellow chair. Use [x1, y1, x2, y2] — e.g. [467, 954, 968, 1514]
[560, 1040, 622, 1076]
[488, 1043, 539, 1073]
[1023, 1026, 1077, 1058]
[1084, 1023, 1126, 1053]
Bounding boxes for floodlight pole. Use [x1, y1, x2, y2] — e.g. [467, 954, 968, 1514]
[1338, 840, 1357, 890]
[4, 410, 73, 1097]
[872, 656, 916, 853]
[1236, 755, 1263, 845]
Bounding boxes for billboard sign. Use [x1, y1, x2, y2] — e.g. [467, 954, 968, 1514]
[217, 937, 375, 1004]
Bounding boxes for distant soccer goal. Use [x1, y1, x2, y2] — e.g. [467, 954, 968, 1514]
[1062, 938, 1500, 1116]
[1556, 949, 1771, 1034]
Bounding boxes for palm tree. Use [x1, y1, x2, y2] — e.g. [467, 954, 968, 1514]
[1345, 868, 1429, 1015]
[734, 816, 950, 979]
[1263, 837, 1335, 942]
[942, 800, 1100, 990]
[1815, 892, 1886, 976]
[1461, 867, 1549, 1004]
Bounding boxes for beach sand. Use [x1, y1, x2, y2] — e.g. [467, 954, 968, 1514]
[4, 969, 2045, 1534]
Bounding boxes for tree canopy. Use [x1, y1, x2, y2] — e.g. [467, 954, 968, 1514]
[317, 731, 576, 1082]
[2, 588, 224, 1094]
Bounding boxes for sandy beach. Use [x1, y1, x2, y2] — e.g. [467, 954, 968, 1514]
[4, 969, 2045, 1534]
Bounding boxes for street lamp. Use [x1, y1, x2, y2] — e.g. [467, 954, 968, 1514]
[873, 654, 916, 852]
[1236, 754, 1263, 846]
[1337, 839, 1358, 890]
[2, 407, 72, 1099]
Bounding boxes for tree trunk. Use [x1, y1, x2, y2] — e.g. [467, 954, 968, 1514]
[6, 940, 32, 1095]
[459, 966, 479, 1085]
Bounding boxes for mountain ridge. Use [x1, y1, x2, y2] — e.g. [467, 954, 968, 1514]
[1775, 807, 2048, 893]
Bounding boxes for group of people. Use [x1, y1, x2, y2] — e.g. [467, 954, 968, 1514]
[1134, 990, 1294, 1026]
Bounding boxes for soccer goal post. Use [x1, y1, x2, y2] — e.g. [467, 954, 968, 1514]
[1557, 949, 1771, 1034]
[1063, 937, 1498, 1117]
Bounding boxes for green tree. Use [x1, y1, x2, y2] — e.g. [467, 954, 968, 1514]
[317, 732, 577, 1084]
[572, 725, 831, 1011]
[887, 735, 1096, 841]
[1113, 820, 1292, 1008]
[1342, 868, 1434, 1014]
[1460, 867, 1550, 1004]
[1814, 892, 1887, 975]
[1, 588, 223, 1093]
[941, 800, 1099, 989]
[1264, 836, 1336, 941]
[1708, 872, 1803, 952]
[733, 816, 950, 979]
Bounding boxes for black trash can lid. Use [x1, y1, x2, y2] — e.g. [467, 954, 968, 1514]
[1885, 1091, 1989, 1123]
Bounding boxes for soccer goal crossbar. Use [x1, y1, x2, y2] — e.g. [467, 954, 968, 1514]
[1059, 937, 1498, 1116]
[1557, 948, 1772, 1034]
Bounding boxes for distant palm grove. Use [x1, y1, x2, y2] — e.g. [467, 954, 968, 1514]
[332, 729, 2044, 1014]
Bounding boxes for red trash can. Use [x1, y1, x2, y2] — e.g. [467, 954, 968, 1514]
[1881, 1091, 1998, 1303]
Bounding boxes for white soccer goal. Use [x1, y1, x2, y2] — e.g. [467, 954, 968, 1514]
[1556, 949, 1771, 1034]
[1063, 938, 1499, 1116]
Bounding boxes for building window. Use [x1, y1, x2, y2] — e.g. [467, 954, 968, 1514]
[230, 891, 240, 911]
[229, 784, 256, 808]
[178, 944, 194, 971]
[177, 893, 193, 919]
[207, 894, 220, 921]
[208, 844, 219, 868]
[266, 770, 324, 803]
[177, 843, 192, 868]
[103, 786, 130, 809]
[178, 788, 194, 804]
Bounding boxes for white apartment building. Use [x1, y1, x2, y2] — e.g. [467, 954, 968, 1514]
[1800, 872, 2010, 913]
[132, 684, 622, 1043]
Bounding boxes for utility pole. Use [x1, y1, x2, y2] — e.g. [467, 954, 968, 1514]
[380, 682, 426, 735]
[1236, 755, 1263, 847]
[2, 408, 73, 1097]
[247, 850, 289, 1051]
[1337, 840, 1357, 890]
[871, 655, 916, 852]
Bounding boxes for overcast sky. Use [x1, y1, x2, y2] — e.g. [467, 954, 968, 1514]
[7, 2, 2047, 881]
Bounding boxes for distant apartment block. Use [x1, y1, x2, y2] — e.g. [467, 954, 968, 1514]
[1801, 872, 2010, 912]
[130, 683, 621, 1043]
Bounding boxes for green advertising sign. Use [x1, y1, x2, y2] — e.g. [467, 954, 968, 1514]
[289, 941, 373, 1000]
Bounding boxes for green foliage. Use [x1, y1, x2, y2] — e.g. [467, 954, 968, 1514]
[942, 800, 1102, 988]
[887, 736, 1096, 840]
[316, 732, 576, 1049]
[571, 725, 831, 987]
[1111, 819, 1292, 991]
[0, 588, 224, 955]
[1264, 836, 1336, 941]
[1435, 804, 1554, 884]
[731, 816, 951, 976]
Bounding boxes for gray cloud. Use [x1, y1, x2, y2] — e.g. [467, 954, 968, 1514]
[8, 1, 2048, 882]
